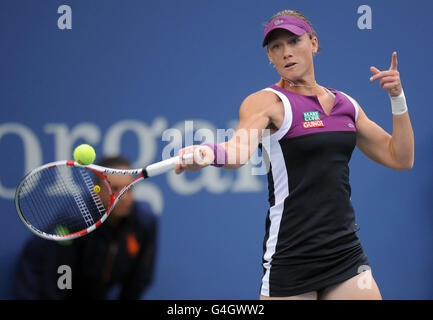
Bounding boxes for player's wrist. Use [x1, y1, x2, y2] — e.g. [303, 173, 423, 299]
[201, 143, 227, 167]
[390, 89, 408, 115]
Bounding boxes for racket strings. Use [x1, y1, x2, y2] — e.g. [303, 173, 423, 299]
[21, 170, 66, 232]
[79, 169, 106, 218]
[17, 166, 107, 237]
[20, 168, 71, 233]
[66, 169, 95, 227]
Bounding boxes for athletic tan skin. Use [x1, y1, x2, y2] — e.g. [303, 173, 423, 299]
[174, 23, 414, 300]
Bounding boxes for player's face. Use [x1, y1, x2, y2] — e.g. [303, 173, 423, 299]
[267, 29, 318, 81]
[98, 166, 135, 218]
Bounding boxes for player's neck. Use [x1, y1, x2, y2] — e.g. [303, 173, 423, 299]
[280, 78, 319, 95]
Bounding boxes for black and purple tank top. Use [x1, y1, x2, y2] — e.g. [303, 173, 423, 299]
[260, 84, 362, 289]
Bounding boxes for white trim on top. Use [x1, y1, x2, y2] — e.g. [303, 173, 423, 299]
[340, 91, 360, 122]
[261, 87, 293, 141]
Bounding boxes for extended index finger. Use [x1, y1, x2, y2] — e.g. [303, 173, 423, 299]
[390, 51, 398, 70]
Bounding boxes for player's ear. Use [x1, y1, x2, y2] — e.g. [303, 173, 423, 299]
[266, 48, 273, 65]
[311, 35, 319, 55]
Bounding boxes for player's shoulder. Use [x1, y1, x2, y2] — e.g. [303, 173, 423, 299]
[245, 86, 281, 103]
[335, 88, 360, 105]
[334, 88, 365, 121]
[337, 89, 353, 99]
[240, 86, 282, 113]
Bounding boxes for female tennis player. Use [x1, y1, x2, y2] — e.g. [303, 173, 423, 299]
[174, 9, 414, 300]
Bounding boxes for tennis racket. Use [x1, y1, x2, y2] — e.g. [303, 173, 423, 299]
[15, 149, 203, 241]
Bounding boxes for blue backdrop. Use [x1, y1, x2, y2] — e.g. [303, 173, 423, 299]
[0, 0, 432, 299]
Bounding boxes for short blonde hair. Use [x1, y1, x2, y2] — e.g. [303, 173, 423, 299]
[266, 9, 321, 52]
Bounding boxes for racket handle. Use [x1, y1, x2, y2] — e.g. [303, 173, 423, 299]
[143, 148, 203, 178]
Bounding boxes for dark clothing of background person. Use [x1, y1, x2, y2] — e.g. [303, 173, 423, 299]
[13, 202, 157, 300]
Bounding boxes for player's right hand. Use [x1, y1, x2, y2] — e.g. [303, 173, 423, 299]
[174, 145, 215, 174]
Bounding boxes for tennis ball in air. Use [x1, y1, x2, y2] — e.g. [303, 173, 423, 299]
[73, 144, 96, 165]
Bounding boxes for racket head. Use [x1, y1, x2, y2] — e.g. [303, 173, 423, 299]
[15, 161, 114, 241]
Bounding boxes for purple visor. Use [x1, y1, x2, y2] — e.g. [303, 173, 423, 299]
[262, 16, 312, 47]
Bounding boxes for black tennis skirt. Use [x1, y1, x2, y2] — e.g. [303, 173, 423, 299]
[260, 241, 370, 297]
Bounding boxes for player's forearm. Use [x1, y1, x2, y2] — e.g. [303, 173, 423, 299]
[388, 90, 414, 170]
[390, 111, 414, 170]
[220, 141, 250, 170]
[220, 129, 261, 170]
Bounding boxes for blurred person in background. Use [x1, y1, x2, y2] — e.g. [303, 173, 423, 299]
[14, 156, 158, 300]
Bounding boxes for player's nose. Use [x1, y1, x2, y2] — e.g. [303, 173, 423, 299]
[282, 44, 293, 58]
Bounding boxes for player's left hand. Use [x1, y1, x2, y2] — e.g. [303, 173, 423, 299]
[369, 51, 402, 97]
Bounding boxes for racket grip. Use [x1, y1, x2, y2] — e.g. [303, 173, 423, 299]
[143, 149, 203, 178]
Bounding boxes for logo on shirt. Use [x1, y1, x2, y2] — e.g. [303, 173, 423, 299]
[302, 111, 325, 129]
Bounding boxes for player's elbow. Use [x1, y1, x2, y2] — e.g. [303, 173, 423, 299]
[389, 146, 414, 171]
[394, 158, 414, 171]
[401, 160, 414, 170]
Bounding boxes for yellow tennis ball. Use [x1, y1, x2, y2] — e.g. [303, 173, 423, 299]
[93, 185, 101, 193]
[73, 144, 96, 165]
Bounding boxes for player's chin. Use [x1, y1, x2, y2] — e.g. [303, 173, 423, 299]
[281, 69, 300, 79]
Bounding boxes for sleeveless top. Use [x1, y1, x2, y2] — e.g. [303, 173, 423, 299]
[260, 84, 361, 268]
